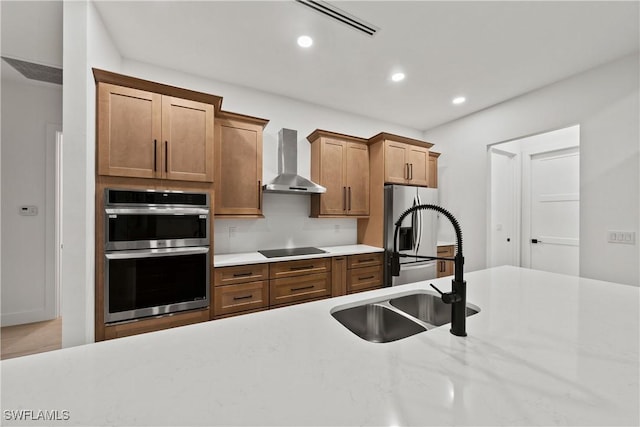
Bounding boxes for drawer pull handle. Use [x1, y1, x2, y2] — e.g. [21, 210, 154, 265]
[359, 275, 375, 280]
[232, 272, 253, 277]
[357, 258, 374, 263]
[289, 265, 315, 271]
[291, 285, 315, 292]
[233, 295, 253, 301]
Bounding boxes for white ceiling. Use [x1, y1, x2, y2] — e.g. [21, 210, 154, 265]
[3, 1, 638, 131]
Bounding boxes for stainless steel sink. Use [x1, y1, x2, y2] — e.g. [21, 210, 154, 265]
[331, 304, 426, 343]
[389, 293, 479, 327]
[332, 291, 480, 343]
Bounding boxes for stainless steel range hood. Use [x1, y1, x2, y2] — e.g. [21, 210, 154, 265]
[262, 128, 326, 194]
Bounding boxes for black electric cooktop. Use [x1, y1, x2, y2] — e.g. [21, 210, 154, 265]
[258, 247, 327, 258]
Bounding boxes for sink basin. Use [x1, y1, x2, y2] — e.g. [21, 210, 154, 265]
[332, 303, 426, 343]
[332, 291, 480, 342]
[389, 292, 479, 327]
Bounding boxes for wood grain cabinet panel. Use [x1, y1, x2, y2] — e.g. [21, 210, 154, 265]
[319, 139, 347, 215]
[270, 273, 331, 306]
[384, 141, 409, 185]
[428, 151, 440, 189]
[331, 257, 347, 297]
[103, 309, 209, 340]
[347, 253, 383, 269]
[97, 82, 214, 183]
[162, 96, 214, 182]
[214, 281, 269, 316]
[269, 258, 331, 279]
[214, 114, 267, 217]
[308, 130, 370, 217]
[384, 140, 430, 187]
[437, 245, 455, 278]
[214, 264, 269, 287]
[347, 265, 383, 293]
[407, 145, 429, 187]
[345, 143, 370, 216]
[98, 83, 162, 179]
[346, 252, 383, 294]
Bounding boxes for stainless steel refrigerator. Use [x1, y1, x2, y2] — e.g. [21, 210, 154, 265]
[384, 184, 438, 286]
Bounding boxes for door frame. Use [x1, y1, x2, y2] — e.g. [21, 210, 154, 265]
[521, 145, 580, 269]
[486, 147, 520, 268]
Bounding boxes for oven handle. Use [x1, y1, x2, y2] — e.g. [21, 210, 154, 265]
[105, 247, 209, 260]
[105, 208, 209, 216]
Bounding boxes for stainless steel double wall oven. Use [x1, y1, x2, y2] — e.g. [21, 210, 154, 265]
[104, 189, 210, 323]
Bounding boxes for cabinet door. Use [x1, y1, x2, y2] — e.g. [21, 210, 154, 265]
[428, 154, 438, 188]
[345, 142, 369, 216]
[162, 96, 214, 182]
[331, 257, 347, 297]
[319, 139, 347, 215]
[215, 118, 263, 215]
[384, 141, 408, 184]
[407, 145, 429, 187]
[97, 83, 161, 179]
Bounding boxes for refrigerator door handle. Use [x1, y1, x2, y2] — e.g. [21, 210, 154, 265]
[415, 194, 423, 253]
[401, 261, 436, 271]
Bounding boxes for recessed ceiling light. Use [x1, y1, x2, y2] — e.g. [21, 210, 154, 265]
[297, 35, 313, 48]
[452, 96, 466, 105]
[391, 72, 405, 82]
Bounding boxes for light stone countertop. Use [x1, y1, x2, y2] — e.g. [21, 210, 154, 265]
[1, 266, 638, 426]
[213, 244, 384, 267]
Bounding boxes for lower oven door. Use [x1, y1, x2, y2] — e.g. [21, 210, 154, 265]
[105, 247, 210, 323]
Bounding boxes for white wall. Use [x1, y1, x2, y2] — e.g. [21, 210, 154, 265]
[425, 54, 639, 286]
[121, 59, 424, 254]
[62, 0, 121, 346]
[1, 76, 62, 326]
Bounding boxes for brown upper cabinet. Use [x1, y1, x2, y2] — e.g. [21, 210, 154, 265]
[95, 69, 220, 183]
[214, 111, 269, 217]
[308, 130, 370, 217]
[97, 83, 215, 182]
[378, 135, 432, 187]
[428, 151, 440, 188]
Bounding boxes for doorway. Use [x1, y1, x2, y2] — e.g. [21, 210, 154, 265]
[487, 125, 580, 275]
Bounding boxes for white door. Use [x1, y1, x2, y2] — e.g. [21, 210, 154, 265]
[529, 147, 579, 275]
[488, 148, 518, 267]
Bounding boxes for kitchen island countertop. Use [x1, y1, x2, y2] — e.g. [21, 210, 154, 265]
[1, 266, 638, 426]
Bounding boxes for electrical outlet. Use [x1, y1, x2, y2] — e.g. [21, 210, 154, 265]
[334, 224, 340, 233]
[608, 230, 636, 245]
[19, 206, 38, 216]
[229, 226, 237, 238]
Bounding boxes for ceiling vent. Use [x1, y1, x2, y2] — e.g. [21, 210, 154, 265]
[296, 0, 380, 37]
[2, 56, 62, 85]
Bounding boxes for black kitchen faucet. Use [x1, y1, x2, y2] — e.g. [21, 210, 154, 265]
[390, 204, 467, 337]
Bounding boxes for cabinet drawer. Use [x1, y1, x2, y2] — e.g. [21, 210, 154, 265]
[270, 273, 331, 305]
[214, 280, 269, 316]
[214, 264, 269, 286]
[347, 265, 382, 293]
[437, 245, 455, 257]
[269, 258, 331, 279]
[347, 252, 383, 269]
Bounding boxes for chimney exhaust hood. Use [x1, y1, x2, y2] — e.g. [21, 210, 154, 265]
[262, 128, 326, 194]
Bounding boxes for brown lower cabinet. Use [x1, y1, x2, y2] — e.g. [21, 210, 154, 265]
[437, 245, 455, 278]
[214, 280, 269, 316]
[346, 253, 384, 294]
[214, 252, 382, 317]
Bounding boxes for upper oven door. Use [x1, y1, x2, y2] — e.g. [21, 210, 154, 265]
[105, 207, 209, 251]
